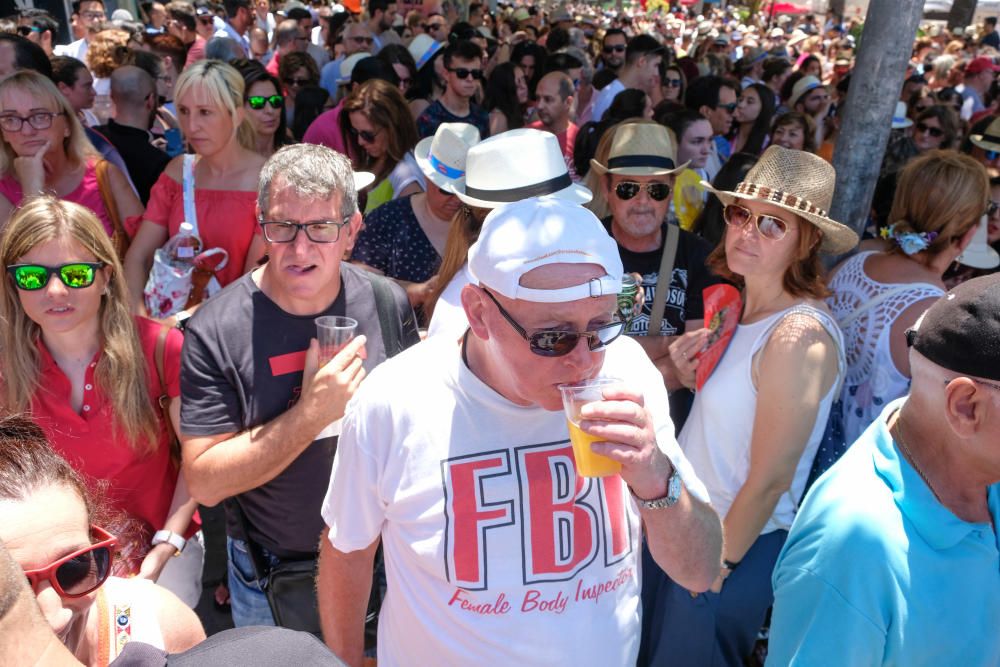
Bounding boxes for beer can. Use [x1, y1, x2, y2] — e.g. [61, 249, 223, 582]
[618, 274, 639, 324]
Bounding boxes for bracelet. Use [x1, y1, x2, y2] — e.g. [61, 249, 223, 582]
[722, 558, 741, 572]
[152, 530, 186, 556]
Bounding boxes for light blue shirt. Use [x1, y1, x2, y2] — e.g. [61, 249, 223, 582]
[768, 399, 1000, 666]
[320, 57, 344, 97]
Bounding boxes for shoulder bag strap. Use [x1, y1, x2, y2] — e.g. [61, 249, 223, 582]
[153, 324, 181, 464]
[367, 272, 402, 358]
[182, 154, 199, 236]
[94, 159, 130, 259]
[647, 223, 680, 337]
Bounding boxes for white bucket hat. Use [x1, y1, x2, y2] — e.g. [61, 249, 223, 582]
[455, 128, 592, 209]
[414, 123, 481, 193]
[337, 53, 370, 85]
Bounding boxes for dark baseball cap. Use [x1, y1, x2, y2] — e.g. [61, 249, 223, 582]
[908, 273, 1000, 381]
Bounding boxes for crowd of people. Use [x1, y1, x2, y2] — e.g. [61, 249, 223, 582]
[1, 0, 1000, 666]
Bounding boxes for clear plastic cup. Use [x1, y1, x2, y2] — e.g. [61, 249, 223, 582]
[558, 378, 623, 478]
[316, 316, 358, 365]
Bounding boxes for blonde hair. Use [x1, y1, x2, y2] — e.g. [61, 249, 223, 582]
[175, 59, 255, 151]
[0, 70, 98, 177]
[424, 205, 490, 322]
[0, 197, 161, 454]
[887, 149, 989, 256]
[87, 29, 131, 78]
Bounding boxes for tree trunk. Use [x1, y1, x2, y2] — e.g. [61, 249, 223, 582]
[828, 0, 923, 259]
[947, 0, 979, 31]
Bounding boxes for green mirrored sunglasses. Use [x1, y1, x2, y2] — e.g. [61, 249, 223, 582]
[7, 262, 105, 291]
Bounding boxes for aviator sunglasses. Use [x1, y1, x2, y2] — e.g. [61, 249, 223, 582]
[23, 526, 117, 598]
[615, 181, 671, 202]
[482, 288, 624, 357]
[7, 262, 105, 291]
[247, 94, 284, 110]
[723, 204, 790, 241]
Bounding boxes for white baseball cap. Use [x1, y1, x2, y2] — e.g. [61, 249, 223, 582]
[468, 197, 623, 304]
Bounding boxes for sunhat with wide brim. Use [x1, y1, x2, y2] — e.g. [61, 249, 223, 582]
[455, 128, 592, 209]
[970, 116, 1000, 152]
[413, 122, 481, 193]
[590, 122, 690, 177]
[702, 144, 859, 254]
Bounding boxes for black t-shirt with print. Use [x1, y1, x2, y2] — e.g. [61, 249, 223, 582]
[180, 263, 418, 558]
[603, 218, 720, 336]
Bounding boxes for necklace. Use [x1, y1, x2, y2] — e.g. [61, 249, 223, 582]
[892, 410, 942, 503]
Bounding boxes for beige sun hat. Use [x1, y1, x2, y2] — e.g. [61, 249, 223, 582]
[414, 122, 481, 193]
[590, 122, 690, 177]
[702, 145, 859, 254]
[970, 116, 1000, 152]
[788, 75, 824, 108]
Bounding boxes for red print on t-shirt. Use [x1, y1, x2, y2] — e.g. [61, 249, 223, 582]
[441, 440, 632, 591]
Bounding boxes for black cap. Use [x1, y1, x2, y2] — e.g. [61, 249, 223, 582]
[909, 273, 1000, 381]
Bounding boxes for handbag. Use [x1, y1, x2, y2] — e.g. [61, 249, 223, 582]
[94, 159, 130, 261]
[142, 155, 227, 318]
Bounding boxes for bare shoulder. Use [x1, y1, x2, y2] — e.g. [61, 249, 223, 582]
[164, 156, 185, 182]
[769, 301, 838, 353]
[151, 580, 206, 651]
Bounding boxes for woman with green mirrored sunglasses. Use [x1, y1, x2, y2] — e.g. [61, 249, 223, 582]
[236, 62, 293, 159]
[0, 196, 201, 605]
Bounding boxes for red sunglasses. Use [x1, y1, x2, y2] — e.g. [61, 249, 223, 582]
[23, 526, 118, 598]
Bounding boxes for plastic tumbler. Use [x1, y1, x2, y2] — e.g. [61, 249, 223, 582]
[316, 316, 358, 365]
[558, 378, 623, 477]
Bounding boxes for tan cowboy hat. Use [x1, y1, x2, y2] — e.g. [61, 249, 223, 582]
[702, 145, 859, 254]
[590, 123, 690, 177]
[971, 116, 1000, 153]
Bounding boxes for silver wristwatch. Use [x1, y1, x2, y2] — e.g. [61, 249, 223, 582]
[631, 468, 682, 509]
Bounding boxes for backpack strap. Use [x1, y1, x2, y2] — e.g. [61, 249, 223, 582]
[367, 272, 402, 358]
[94, 159, 130, 260]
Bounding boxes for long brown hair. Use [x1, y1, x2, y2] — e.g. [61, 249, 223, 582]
[340, 79, 419, 185]
[0, 197, 161, 453]
[707, 208, 829, 299]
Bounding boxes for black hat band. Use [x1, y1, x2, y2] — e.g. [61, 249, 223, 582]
[464, 173, 572, 203]
[606, 155, 676, 170]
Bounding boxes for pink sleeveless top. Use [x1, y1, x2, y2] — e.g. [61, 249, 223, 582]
[0, 159, 113, 236]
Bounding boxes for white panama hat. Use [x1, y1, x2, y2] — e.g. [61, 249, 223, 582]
[414, 123, 482, 193]
[455, 128, 592, 209]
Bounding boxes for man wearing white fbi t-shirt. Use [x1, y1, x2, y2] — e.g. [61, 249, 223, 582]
[318, 196, 722, 666]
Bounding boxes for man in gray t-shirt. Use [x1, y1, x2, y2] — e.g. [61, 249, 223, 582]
[179, 144, 417, 628]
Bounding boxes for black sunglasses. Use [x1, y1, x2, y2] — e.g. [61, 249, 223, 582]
[603, 44, 626, 53]
[988, 200, 1000, 217]
[286, 77, 312, 87]
[247, 94, 283, 110]
[7, 262, 105, 291]
[915, 122, 943, 138]
[482, 288, 624, 357]
[664, 78, 682, 88]
[448, 67, 483, 80]
[716, 102, 737, 113]
[615, 181, 671, 202]
[348, 125, 380, 143]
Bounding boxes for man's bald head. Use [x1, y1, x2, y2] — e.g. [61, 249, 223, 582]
[110, 65, 155, 109]
[534, 71, 575, 130]
[537, 70, 574, 101]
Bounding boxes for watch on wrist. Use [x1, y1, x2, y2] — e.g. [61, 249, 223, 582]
[631, 468, 683, 510]
[152, 530, 186, 556]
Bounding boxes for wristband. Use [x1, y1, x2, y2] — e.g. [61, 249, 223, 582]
[152, 530, 186, 556]
[722, 558, 741, 572]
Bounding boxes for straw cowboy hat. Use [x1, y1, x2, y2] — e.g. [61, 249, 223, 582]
[414, 123, 481, 193]
[702, 145, 859, 254]
[970, 116, 1000, 153]
[590, 122, 690, 177]
[455, 128, 592, 209]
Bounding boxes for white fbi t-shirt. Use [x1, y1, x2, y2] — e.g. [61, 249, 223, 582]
[322, 335, 709, 666]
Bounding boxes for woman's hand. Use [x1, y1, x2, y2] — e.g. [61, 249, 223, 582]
[668, 328, 710, 391]
[13, 139, 50, 195]
[137, 542, 178, 582]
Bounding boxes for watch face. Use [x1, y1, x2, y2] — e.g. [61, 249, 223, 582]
[667, 470, 682, 505]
